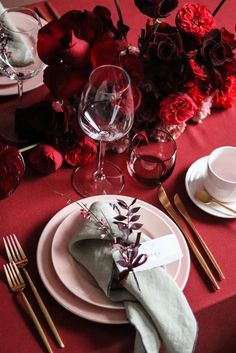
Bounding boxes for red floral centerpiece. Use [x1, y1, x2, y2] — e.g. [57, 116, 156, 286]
[15, 0, 236, 170]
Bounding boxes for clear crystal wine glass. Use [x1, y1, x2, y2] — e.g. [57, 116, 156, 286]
[72, 65, 134, 197]
[0, 7, 44, 101]
[0, 7, 44, 142]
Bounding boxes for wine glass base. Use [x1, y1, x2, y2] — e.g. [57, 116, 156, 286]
[72, 160, 125, 197]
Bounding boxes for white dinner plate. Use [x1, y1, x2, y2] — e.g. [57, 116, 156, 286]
[51, 196, 190, 309]
[0, 14, 47, 94]
[37, 200, 127, 324]
[37, 195, 190, 323]
[185, 156, 236, 218]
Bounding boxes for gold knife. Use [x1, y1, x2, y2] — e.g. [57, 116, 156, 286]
[157, 185, 220, 290]
[174, 193, 225, 280]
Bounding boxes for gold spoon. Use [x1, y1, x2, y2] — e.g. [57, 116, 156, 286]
[195, 189, 236, 214]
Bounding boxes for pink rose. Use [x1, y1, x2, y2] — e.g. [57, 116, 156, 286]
[29, 144, 63, 174]
[159, 93, 197, 124]
[176, 3, 216, 41]
[64, 136, 97, 166]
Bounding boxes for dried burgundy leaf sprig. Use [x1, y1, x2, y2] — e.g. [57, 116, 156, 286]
[55, 191, 147, 289]
[112, 198, 148, 290]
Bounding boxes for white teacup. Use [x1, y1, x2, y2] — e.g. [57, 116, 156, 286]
[204, 146, 236, 203]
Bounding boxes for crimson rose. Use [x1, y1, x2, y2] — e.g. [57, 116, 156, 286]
[159, 93, 197, 124]
[176, 3, 216, 41]
[37, 6, 125, 100]
[64, 136, 97, 166]
[196, 28, 236, 90]
[29, 144, 63, 174]
[212, 76, 236, 109]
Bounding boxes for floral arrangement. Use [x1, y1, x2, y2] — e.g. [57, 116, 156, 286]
[13, 0, 236, 172]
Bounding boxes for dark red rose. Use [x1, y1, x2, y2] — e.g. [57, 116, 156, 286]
[29, 144, 63, 174]
[44, 63, 88, 100]
[0, 145, 25, 199]
[37, 19, 70, 65]
[133, 91, 160, 132]
[90, 32, 128, 68]
[135, 0, 178, 18]
[141, 23, 193, 93]
[200, 29, 235, 67]
[176, 3, 216, 41]
[60, 9, 104, 44]
[159, 93, 197, 124]
[120, 51, 144, 85]
[64, 136, 97, 166]
[196, 28, 236, 90]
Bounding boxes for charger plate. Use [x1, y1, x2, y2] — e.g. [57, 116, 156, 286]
[37, 195, 190, 323]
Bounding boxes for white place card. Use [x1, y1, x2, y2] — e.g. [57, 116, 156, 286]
[113, 233, 183, 273]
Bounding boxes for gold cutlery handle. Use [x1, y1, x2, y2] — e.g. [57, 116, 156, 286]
[213, 199, 236, 214]
[174, 194, 225, 280]
[174, 218, 220, 290]
[20, 291, 53, 353]
[23, 268, 64, 348]
[157, 186, 220, 291]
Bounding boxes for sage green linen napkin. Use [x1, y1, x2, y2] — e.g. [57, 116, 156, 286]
[68, 201, 197, 353]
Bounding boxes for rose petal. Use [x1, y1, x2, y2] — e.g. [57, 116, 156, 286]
[44, 63, 88, 100]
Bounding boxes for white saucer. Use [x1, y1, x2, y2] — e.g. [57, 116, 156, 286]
[185, 156, 236, 218]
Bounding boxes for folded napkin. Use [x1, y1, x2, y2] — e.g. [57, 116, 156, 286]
[68, 201, 198, 353]
[0, 3, 34, 67]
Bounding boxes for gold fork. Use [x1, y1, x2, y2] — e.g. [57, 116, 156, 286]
[3, 262, 53, 353]
[3, 234, 64, 348]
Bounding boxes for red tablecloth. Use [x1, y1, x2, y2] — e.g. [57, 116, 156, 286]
[1, 1, 236, 353]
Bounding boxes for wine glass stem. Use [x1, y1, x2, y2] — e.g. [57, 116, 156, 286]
[94, 140, 106, 181]
[17, 78, 24, 102]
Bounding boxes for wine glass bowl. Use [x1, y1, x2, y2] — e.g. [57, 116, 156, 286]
[72, 64, 134, 197]
[127, 129, 177, 186]
[0, 7, 44, 99]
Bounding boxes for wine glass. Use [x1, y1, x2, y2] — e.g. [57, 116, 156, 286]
[72, 65, 134, 197]
[127, 128, 177, 186]
[0, 7, 44, 100]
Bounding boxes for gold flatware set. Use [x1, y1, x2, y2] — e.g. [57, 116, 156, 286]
[157, 185, 225, 291]
[2, 234, 64, 352]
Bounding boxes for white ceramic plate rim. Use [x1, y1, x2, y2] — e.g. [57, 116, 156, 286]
[37, 200, 127, 324]
[51, 196, 189, 309]
[185, 156, 236, 218]
[37, 195, 190, 323]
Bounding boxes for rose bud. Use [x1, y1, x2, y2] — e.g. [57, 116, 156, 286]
[64, 136, 97, 166]
[29, 144, 63, 174]
[0, 144, 25, 199]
